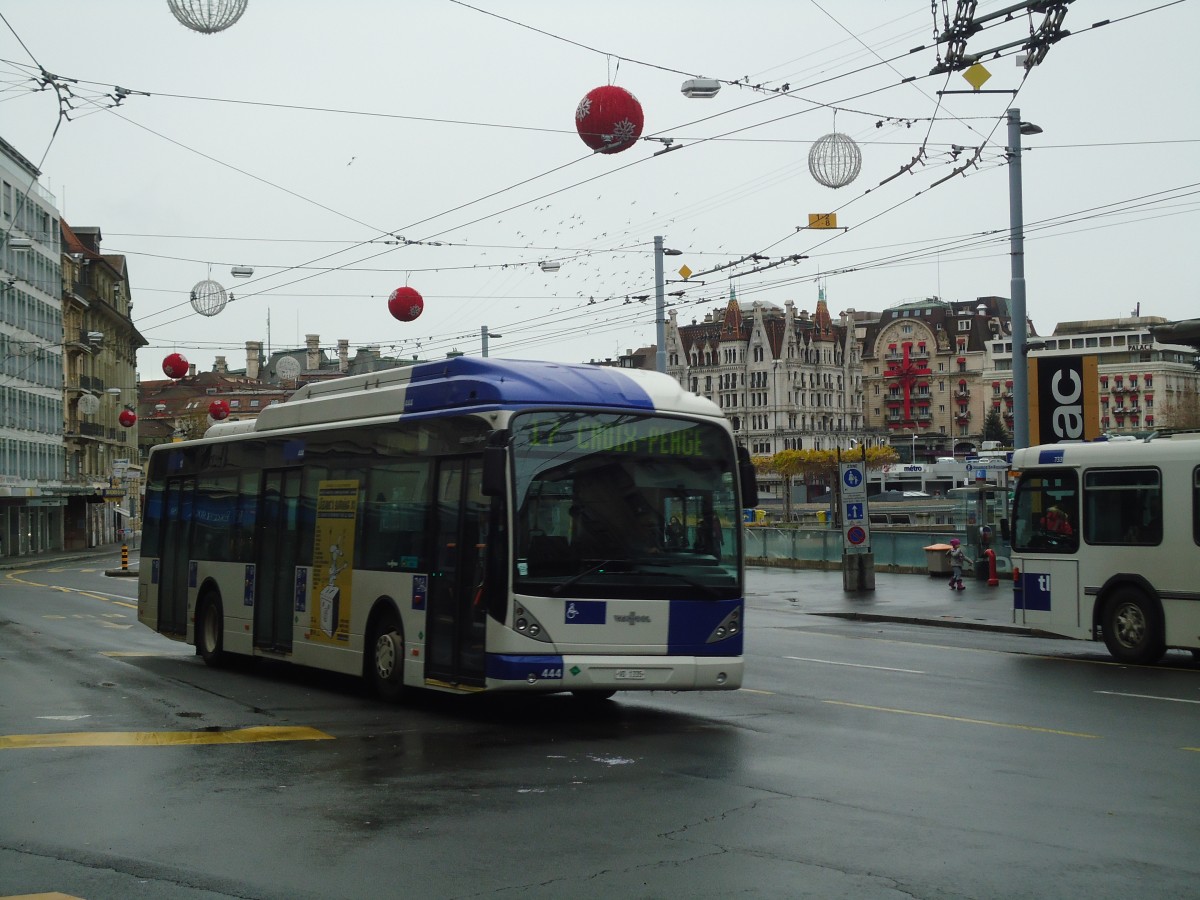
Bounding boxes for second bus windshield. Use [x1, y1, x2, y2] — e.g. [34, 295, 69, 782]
[510, 411, 740, 599]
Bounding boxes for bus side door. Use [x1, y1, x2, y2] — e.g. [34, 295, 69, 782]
[158, 475, 195, 637]
[1014, 557, 1083, 637]
[254, 468, 302, 653]
[426, 456, 487, 686]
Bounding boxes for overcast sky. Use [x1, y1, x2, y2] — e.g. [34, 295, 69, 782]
[3, 1, 1196, 377]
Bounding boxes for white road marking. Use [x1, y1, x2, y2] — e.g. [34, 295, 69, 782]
[784, 656, 925, 674]
[1095, 690, 1200, 705]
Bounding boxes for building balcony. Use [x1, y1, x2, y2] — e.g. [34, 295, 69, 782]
[955, 389, 971, 399]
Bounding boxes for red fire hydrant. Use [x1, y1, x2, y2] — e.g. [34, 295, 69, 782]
[984, 548, 999, 587]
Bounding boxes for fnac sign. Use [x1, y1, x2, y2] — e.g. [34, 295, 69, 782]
[1028, 355, 1100, 444]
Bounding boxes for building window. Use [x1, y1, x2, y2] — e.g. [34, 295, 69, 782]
[958, 320, 972, 331]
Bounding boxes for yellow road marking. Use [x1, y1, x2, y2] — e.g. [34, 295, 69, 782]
[3, 893, 84, 899]
[824, 700, 1099, 738]
[1184, 747, 1200, 753]
[0, 726, 333, 750]
[5, 570, 137, 609]
[739, 688, 774, 695]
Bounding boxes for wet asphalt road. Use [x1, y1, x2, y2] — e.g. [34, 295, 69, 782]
[2, 555, 1198, 899]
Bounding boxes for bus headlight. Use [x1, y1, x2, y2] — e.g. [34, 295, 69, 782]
[511, 603, 551, 642]
[706, 607, 742, 644]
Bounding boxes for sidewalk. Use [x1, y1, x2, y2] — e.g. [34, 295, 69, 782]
[746, 564, 1030, 635]
[2, 545, 1025, 633]
[0, 542, 138, 576]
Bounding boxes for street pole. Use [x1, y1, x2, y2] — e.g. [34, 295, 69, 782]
[1008, 108, 1029, 449]
[654, 235, 666, 373]
[481, 325, 501, 358]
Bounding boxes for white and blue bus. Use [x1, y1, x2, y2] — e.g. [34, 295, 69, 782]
[138, 357, 758, 701]
[1010, 432, 1200, 664]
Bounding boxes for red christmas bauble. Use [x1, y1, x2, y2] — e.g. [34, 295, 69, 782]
[118, 408, 138, 428]
[575, 85, 644, 154]
[388, 286, 424, 322]
[208, 399, 231, 421]
[162, 352, 189, 379]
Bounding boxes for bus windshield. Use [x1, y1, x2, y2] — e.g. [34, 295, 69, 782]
[510, 411, 740, 600]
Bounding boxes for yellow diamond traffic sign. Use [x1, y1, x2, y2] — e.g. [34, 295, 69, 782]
[963, 63, 991, 91]
[678, 264, 692, 280]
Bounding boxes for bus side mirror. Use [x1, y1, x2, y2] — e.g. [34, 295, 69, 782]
[482, 432, 508, 497]
[737, 446, 759, 508]
[1000, 517, 1009, 542]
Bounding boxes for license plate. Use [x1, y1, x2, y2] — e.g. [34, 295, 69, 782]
[614, 669, 645, 681]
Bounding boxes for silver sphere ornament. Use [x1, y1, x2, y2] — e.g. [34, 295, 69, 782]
[808, 132, 862, 189]
[190, 279, 229, 317]
[167, 0, 248, 34]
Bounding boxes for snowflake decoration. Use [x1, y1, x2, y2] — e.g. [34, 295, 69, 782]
[575, 97, 592, 121]
[608, 119, 637, 147]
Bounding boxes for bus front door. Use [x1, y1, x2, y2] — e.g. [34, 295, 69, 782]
[158, 476, 195, 637]
[1013, 557, 1082, 636]
[254, 468, 301, 653]
[426, 457, 487, 686]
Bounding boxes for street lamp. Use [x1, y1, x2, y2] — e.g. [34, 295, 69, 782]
[1008, 108, 1041, 449]
[654, 236, 683, 373]
[481, 325, 502, 358]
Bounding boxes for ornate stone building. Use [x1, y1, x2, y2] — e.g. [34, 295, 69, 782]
[60, 223, 147, 549]
[860, 296, 1022, 460]
[665, 287, 865, 456]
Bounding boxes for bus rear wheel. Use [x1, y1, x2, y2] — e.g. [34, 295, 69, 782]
[1102, 587, 1165, 665]
[196, 592, 226, 667]
[367, 607, 407, 703]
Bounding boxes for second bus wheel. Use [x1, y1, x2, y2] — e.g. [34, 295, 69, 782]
[367, 607, 408, 702]
[1102, 587, 1166, 665]
[196, 592, 226, 667]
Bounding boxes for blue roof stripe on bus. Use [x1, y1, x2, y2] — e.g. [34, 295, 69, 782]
[401, 357, 657, 414]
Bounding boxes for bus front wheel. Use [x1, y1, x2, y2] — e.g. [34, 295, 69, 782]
[367, 607, 407, 703]
[1102, 588, 1165, 665]
[196, 593, 226, 667]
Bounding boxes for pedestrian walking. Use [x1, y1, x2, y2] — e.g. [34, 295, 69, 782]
[946, 538, 971, 592]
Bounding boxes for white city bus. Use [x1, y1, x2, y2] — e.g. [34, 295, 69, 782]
[1009, 432, 1200, 663]
[138, 357, 758, 700]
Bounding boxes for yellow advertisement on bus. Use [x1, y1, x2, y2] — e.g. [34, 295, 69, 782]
[311, 479, 359, 643]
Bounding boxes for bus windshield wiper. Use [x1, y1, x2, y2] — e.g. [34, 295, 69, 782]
[551, 559, 621, 596]
[632, 562, 723, 598]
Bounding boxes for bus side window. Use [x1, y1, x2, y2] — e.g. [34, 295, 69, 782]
[363, 464, 431, 570]
[1084, 468, 1161, 546]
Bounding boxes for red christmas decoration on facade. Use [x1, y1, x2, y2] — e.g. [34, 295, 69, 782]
[208, 399, 231, 420]
[575, 85, 644, 154]
[883, 341, 933, 430]
[387, 286, 424, 322]
[118, 408, 137, 428]
[162, 352, 189, 379]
